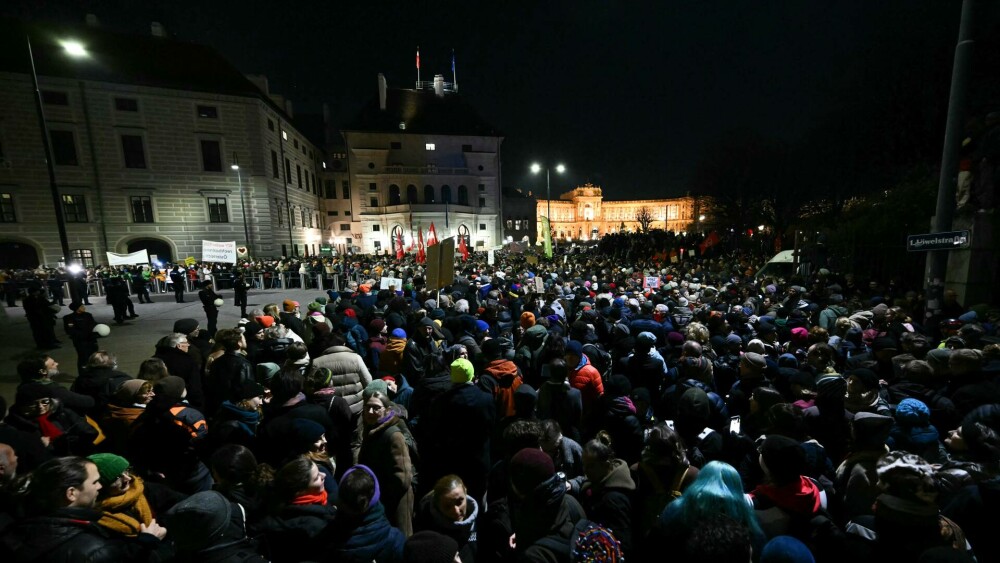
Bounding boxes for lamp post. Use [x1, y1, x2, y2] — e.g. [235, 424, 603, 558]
[231, 154, 253, 259]
[27, 35, 88, 301]
[531, 162, 565, 246]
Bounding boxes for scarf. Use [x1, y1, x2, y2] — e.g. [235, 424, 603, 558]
[35, 413, 64, 439]
[97, 476, 153, 536]
[219, 401, 262, 436]
[291, 489, 328, 506]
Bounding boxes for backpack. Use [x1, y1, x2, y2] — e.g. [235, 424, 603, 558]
[534, 509, 624, 563]
[582, 343, 613, 383]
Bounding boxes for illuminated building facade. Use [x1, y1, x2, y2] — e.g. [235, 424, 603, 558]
[537, 184, 698, 241]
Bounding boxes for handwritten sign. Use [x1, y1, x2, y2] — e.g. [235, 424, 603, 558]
[202, 240, 237, 264]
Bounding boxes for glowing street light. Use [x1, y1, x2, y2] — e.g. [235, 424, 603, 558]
[531, 162, 566, 246]
[59, 40, 89, 58]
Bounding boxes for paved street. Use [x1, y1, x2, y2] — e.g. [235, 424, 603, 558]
[0, 286, 329, 406]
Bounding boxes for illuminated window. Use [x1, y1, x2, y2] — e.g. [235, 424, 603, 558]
[425, 143, 435, 151]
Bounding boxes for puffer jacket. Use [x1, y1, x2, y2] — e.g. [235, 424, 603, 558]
[326, 502, 405, 563]
[312, 345, 373, 415]
[569, 355, 604, 414]
[380, 337, 408, 376]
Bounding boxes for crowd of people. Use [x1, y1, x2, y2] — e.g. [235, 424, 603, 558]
[1, 239, 998, 562]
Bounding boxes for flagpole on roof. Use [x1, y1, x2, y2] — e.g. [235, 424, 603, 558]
[416, 46, 421, 85]
[451, 49, 458, 92]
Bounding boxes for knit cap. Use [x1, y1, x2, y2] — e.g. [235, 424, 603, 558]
[235, 382, 266, 402]
[509, 447, 555, 495]
[115, 378, 148, 403]
[256, 362, 280, 383]
[404, 531, 460, 563]
[369, 319, 386, 334]
[87, 453, 130, 486]
[760, 536, 816, 563]
[391, 328, 407, 339]
[520, 312, 536, 330]
[255, 315, 275, 328]
[741, 352, 767, 370]
[816, 375, 847, 400]
[450, 358, 475, 384]
[282, 299, 299, 312]
[289, 418, 325, 453]
[154, 376, 185, 403]
[164, 491, 233, 552]
[307, 301, 324, 313]
[759, 434, 806, 485]
[173, 318, 199, 334]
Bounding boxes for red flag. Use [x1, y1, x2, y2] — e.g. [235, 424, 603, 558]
[417, 228, 426, 264]
[395, 230, 405, 260]
[416, 47, 420, 70]
[698, 231, 721, 254]
[428, 222, 439, 246]
[458, 235, 469, 261]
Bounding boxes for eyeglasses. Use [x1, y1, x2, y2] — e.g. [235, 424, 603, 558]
[30, 398, 52, 408]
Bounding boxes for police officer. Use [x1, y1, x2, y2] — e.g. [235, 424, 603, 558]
[198, 280, 223, 336]
[233, 272, 249, 318]
[170, 265, 186, 303]
[64, 301, 98, 373]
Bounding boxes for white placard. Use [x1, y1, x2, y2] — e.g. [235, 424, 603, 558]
[380, 276, 403, 290]
[488, 249, 496, 265]
[535, 277, 545, 293]
[106, 249, 149, 266]
[645, 276, 660, 289]
[202, 240, 238, 264]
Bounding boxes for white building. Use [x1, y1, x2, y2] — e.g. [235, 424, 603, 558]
[332, 74, 504, 255]
[0, 18, 323, 267]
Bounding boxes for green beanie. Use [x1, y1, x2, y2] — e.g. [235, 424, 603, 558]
[450, 358, 475, 384]
[87, 453, 130, 486]
[307, 301, 324, 313]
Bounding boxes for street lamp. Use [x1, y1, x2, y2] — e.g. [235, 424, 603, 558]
[531, 162, 566, 245]
[28, 34, 88, 301]
[231, 154, 253, 259]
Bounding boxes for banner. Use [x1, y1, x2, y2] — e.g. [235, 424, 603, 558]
[541, 216, 553, 259]
[106, 249, 149, 266]
[202, 240, 238, 264]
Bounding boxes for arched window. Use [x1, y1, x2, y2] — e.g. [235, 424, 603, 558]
[424, 185, 435, 204]
[389, 185, 401, 206]
[406, 184, 418, 204]
[457, 185, 469, 205]
[441, 185, 452, 204]
[391, 225, 403, 247]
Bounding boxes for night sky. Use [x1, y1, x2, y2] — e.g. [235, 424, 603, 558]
[2, 1, 990, 200]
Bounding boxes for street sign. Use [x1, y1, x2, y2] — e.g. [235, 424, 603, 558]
[320, 245, 333, 256]
[906, 230, 970, 252]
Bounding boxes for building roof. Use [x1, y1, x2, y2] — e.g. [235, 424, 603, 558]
[0, 17, 276, 109]
[343, 87, 502, 137]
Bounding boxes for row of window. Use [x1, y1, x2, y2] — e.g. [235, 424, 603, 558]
[272, 198, 320, 229]
[0, 192, 318, 228]
[44, 90, 220, 122]
[505, 219, 533, 230]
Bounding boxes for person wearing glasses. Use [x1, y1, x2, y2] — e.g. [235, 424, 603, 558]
[5, 383, 97, 456]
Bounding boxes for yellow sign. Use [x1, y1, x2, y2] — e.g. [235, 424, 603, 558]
[184, 256, 197, 266]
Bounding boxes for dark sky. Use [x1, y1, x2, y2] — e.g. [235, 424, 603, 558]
[1, 0, 981, 199]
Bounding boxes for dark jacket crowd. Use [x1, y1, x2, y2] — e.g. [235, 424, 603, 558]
[1, 246, 998, 563]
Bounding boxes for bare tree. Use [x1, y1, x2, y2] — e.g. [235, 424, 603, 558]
[635, 206, 654, 233]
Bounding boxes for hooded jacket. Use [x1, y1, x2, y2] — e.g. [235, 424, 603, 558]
[326, 502, 406, 563]
[569, 355, 604, 413]
[578, 459, 636, 553]
[478, 358, 523, 419]
[749, 476, 828, 538]
[415, 491, 479, 563]
[311, 345, 373, 415]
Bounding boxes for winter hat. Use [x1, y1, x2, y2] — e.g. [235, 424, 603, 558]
[364, 379, 389, 398]
[666, 331, 686, 346]
[153, 376, 185, 403]
[475, 319, 490, 334]
[87, 453, 130, 486]
[509, 447, 556, 495]
[847, 368, 879, 391]
[404, 531, 460, 563]
[256, 362, 280, 383]
[282, 299, 299, 312]
[777, 353, 799, 369]
[326, 290, 341, 303]
[315, 296, 328, 305]
[369, 319, 386, 334]
[289, 418, 325, 452]
[164, 490, 233, 552]
[235, 381, 266, 402]
[307, 301, 324, 313]
[726, 333, 743, 347]
[566, 340, 584, 357]
[760, 536, 816, 563]
[450, 358, 475, 384]
[255, 315, 275, 328]
[759, 434, 806, 485]
[852, 412, 893, 448]
[816, 376, 847, 400]
[15, 382, 53, 405]
[573, 525, 626, 563]
[741, 352, 767, 371]
[173, 318, 200, 334]
[520, 312, 536, 330]
[482, 337, 502, 360]
[430, 308, 446, 320]
[790, 327, 809, 348]
[115, 379, 148, 403]
[894, 398, 931, 427]
[344, 308, 357, 318]
[636, 331, 657, 347]
[391, 328, 407, 339]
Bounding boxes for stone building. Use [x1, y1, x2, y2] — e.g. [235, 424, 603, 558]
[537, 184, 698, 242]
[330, 73, 503, 255]
[0, 18, 323, 268]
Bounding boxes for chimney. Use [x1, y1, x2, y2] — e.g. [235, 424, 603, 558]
[433, 74, 444, 97]
[378, 73, 387, 111]
[151, 22, 166, 37]
[85, 14, 100, 27]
